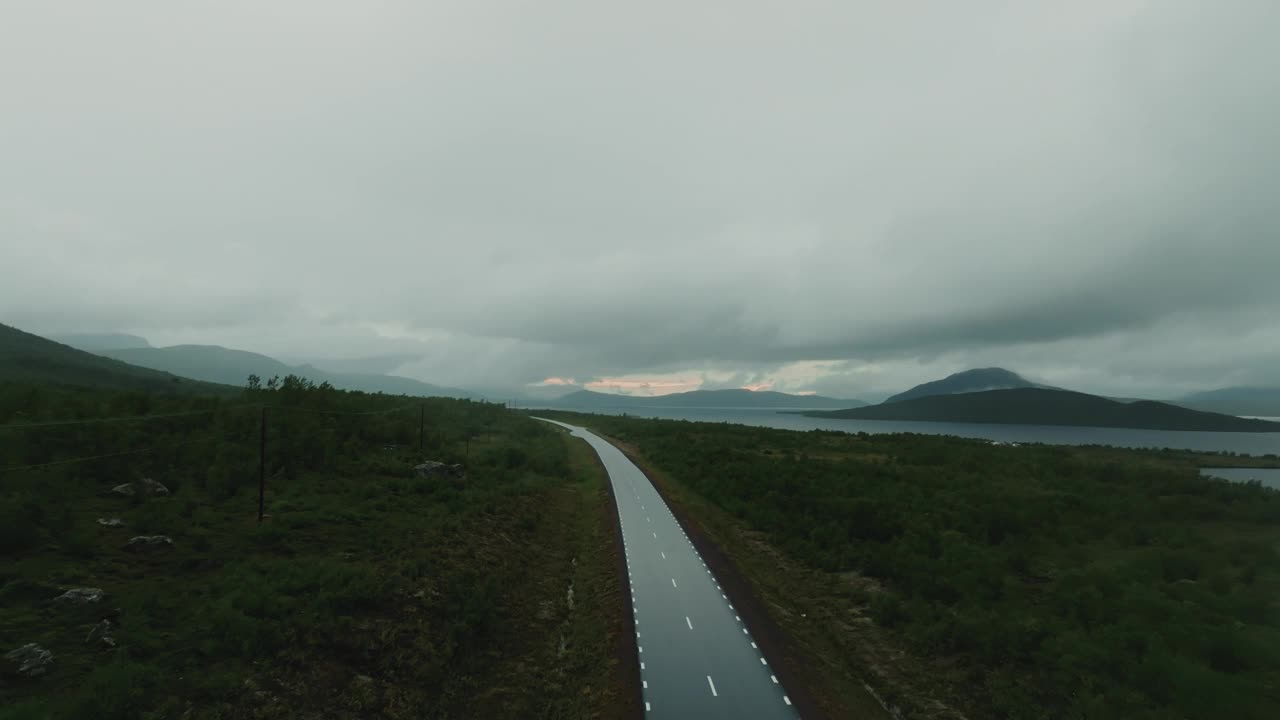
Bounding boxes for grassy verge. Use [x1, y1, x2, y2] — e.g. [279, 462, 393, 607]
[538, 411, 1280, 720]
[1, 396, 626, 719]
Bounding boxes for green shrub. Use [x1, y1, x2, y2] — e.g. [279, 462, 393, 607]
[0, 497, 42, 554]
[70, 656, 157, 720]
[0, 700, 54, 720]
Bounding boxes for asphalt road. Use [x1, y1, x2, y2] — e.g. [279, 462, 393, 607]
[539, 418, 800, 720]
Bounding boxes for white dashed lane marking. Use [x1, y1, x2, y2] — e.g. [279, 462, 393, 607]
[534, 419, 796, 718]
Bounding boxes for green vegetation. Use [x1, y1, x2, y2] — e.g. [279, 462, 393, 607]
[1, 377, 627, 718]
[805, 387, 1280, 432]
[542, 411, 1280, 719]
[0, 323, 230, 396]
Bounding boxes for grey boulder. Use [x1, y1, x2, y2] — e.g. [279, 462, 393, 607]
[125, 535, 174, 550]
[4, 643, 53, 677]
[111, 478, 170, 498]
[86, 619, 117, 648]
[53, 587, 104, 605]
[414, 461, 465, 479]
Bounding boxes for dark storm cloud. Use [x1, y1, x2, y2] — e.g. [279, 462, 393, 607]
[2, 1, 1278, 396]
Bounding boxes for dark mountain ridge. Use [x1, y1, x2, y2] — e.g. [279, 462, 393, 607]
[97, 345, 471, 399]
[803, 387, 1280, 432]
[0, 323, 229, 394]
[550, 387, 867, 410]
[884, 367, 1049, 404]
[1173, 386, 1280, 418]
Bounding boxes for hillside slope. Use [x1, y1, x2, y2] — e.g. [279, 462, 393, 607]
[884, 367, 1048, 404]
[0, 323, 228, 394]
[100, 345, 471, 398]
[1174, 386, 1280, 417]
[46, 332, 152, 352]
[552, 388, 867, 409]
[804, 388, 1280, 432]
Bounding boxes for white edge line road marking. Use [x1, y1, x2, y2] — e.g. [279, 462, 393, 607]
[686, 616, 693, 629]
[646, 701, 651, 712]
[707, 675, 718, 697]
[771, 674, 778, 684]
[661, 551, 666, 559]
[784, 696, 792, 706]
[641, 661, 645, 669]
[643, 680, 648, 688]
[760, 657, 767, 665]
[672, 578, 678, 588]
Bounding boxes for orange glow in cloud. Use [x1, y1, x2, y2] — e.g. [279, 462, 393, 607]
[584, 376, 701, 396]
[741, 382, 774, 392]
[536, 377, 577, 386]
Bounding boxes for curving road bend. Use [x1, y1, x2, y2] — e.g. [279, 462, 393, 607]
[539, 418, 799, 720]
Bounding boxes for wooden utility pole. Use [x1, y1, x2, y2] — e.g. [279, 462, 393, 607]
[257, 406, 267, 523]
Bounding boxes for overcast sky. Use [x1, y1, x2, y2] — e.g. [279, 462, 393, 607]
[3, 1, 1278, 400]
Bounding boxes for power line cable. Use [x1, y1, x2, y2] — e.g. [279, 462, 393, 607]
[0, 403, 261, 432]
[0, 433, 228, 473]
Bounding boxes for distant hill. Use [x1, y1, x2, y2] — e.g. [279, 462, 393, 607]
[802, 388, 1280, 432]
[47, 332, 152, 352]
[0, 323, 228, 394]
[550, 388, 866, 410]
[885, 367, 1049, 404]
[281, 353, 421, 376]
[1173, 387, 1280, 418]
[98, 345, 471, 399]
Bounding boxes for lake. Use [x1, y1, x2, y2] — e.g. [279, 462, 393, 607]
[533, 405, 1280, 456]
[1199, 467, 1280, 489]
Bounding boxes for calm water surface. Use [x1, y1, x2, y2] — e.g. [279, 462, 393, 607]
[1199, 467, 1280, 489]
[535, 405, 1280, 456]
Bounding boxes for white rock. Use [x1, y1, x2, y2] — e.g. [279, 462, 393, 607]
[86, 619, 117, 648]
[53, 587, 104, 605]
[111, 478, 170, 497]
[125, 535, 174, 550]
[4, 643, 53, 677]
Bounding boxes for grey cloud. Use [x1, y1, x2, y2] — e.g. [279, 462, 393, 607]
[2, 0, 1278, 398]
